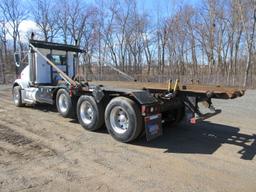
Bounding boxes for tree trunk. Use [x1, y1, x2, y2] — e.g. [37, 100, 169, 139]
[243, 8, 256, 87]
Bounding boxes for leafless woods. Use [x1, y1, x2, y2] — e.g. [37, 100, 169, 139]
[0, 0, 255, 87]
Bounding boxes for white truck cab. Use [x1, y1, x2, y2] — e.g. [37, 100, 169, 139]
[13, 40, 83, 107]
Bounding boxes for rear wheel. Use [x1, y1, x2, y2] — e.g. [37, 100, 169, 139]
[12, 85, 24, 107]
[77, 95, 104, 131]
[105, 97, 142, 143]
[56, 89, 73, 117]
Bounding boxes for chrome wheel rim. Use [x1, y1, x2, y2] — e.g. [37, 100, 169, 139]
[110, 106, 129, 134]
[80, 101, 95, 125]
[58, 94, 69, 113]
[13, 87, 19, 104]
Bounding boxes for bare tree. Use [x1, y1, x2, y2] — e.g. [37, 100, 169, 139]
[0, 0, 28, 52]
[0, 0, 28, 77]
[0, 0, 255, 87]
[30, 0, 59, 42]
[0, 18, 8, 83]
[238, 0, 256, 87]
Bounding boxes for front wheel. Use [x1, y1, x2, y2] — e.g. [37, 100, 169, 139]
[105, 97, 142, 143]
[56, 89, 73, 117]
[12, 86, 24, 107]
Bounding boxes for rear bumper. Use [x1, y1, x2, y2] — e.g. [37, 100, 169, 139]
[190, 109, 222, 124]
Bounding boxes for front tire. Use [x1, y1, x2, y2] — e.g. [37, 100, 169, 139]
[105, 97, 142, 143]
[56, 89, 73, 117]
[12, 85, 24, 107]
[77, 95, 104, 131]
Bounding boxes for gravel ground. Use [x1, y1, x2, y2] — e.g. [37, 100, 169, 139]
[0, 85, 255, 192]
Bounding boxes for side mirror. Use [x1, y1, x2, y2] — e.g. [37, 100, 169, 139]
[14, 52, 21, 67]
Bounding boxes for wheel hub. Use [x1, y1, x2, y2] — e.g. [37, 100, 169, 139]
[110, 107, 129, 134]
[59, 94, 68, 113]
[80, 101, 95, 125]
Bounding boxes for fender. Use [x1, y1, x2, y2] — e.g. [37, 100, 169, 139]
[12, 65, 30, 89]
[12, 79, 29, 89]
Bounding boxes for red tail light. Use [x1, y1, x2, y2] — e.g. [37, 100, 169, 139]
[69, 86, 73, 96]
[141, 105, 160, 116]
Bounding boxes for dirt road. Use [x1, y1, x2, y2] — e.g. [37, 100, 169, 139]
[0, 85, 255, 192]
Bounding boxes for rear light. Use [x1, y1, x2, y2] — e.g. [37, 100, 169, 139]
[141, 105, 148, 115]
[141, 105, 160, 116]
[190, 117, 196, 124]
[69, 86, 73, 96]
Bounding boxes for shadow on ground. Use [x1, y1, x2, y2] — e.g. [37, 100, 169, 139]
[25, 104, 256, 160]
[133, 122, 256, 160]
[29, 103, 58, 113]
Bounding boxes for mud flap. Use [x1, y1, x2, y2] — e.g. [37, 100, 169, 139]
[145, 114, 162, 141]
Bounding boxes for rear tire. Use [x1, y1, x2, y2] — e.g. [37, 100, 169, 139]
[105, 97, 142, 143]
[12, 85, 24, 107]
[56, 89, 73, 117]
[77, 95, 104, 131]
